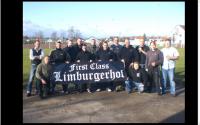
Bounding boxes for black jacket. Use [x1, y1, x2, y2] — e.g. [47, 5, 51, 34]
[50, 48, 71, 64]
[76, 51, 93, 63]
[128, 67, 148, 84]
[96, 48, 117, 61]
[145, 48, 163, 71]
[135, 45, 150, 64]
[63, 46, 76, 62]
[119, 45, 139, 65]
[73, 44, 82, 59]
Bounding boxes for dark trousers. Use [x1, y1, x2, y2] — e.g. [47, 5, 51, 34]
[77, 83, 87, 92]
[147, 68, 162, 94]
[87, 82, 95, 91]
[95, 82, 114, 91]
[35, 78, 51, 98]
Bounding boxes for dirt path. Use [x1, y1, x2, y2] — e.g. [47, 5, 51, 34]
[23, 85, 185, 123]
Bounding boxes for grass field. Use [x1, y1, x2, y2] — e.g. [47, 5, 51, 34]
[23, 48, 185, 88]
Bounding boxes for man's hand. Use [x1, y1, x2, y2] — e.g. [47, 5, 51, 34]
[34, 56, 40, 59]
[89, 60, 93, 62]
[41, 79, 46, 84]
[151, 62, 156, 67]
[98, 60, 101, 62]
[138, 47, 142, 52]
[109, 59, 113, 61]
[65, 61, 70, 64]
[77, 60, 80, 63]
[121, 59, 125, 63]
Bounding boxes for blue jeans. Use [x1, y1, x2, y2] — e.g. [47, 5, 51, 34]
[125, 80, 144, 93]
[26, 64, 38, 93]
[162, 68, 175, 94]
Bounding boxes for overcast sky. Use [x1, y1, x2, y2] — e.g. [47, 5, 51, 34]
[23, 2, 185, 38]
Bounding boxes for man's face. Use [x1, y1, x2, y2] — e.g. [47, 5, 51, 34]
[165, 40, 170, 48]
[82, 45, 86, 51]
[44, 57, 49, 64]
[56, 42, 61, 49]
[103, 43, 108, 50]
[113, 38, 119, 44]
[34, 41, 40, 49]
[77, 39, 82, 45]
[139, 39, 145, 46]
[133, 63, 139, 70]
[125, 39, 130, 47]
[91, 39, 96, 45]
[67, 40, 72, 47]
[150, 43, 156, 50]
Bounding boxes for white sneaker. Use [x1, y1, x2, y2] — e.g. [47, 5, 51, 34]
[87, 89, 92, 93]
[96, 89, 101, 92]
[107, 88, 112, 92]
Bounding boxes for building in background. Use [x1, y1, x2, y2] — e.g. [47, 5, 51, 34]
[171, 25, 185, 48]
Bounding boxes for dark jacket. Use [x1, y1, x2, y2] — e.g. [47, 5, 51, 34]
[87, 45, 99, 61]
[31, 48, 43, 65]
[76, 50, 93, 63]
[63, 46, 76, 62]
[135, 45, 150, 64]
[145, 48, 163, 70]
[73, 44, 82, 59]
[128, 66, 148, 84]
[50, 48, 71, 64]
[110, 44, 122, 61]
[119, 45, 139, 66]
[96, 48, 117, 61]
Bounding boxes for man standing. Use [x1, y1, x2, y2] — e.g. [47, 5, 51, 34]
[49, 40, 71, 94]
[76, 44, 93, 93]
[161, 39, 179, 97]
[119, 38, 139, 74]
[87, 39, 99, 61]
[110, 37, 122, 61]
[63, 39, 77, 62]
[135, 38, 150, 69]
[118, 38, 138, 91]
[73, 38, 83, 60]
[95, 41, 117, 92]
[26, 40, 44, 97]
[145, 41, 163, 95]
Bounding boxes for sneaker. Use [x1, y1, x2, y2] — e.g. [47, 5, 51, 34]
[62, 91, 69, 95]
[26, 93, 31, 97]
[107, 88, 112, 92]
[87, 89, 92, 93]
[96, 89, 101, 92]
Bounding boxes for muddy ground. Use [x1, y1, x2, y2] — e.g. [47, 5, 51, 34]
[23, 82, 185, 123]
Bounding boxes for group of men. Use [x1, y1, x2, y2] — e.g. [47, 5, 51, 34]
[26, 37, 179, 99]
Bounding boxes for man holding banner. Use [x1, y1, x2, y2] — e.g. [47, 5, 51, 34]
[95, 41, 117, 92]
[76, 43, 93, 93]
[49, 40, 71, 94]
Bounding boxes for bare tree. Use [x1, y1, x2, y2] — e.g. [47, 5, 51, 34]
[67, 26, 75, 40]
[67, 26, 82, 41]
[75, 29, 82, 39]
[35, 31, 44, 41]
[51, 31, 58, 41]
[60, 32, 66, 41]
